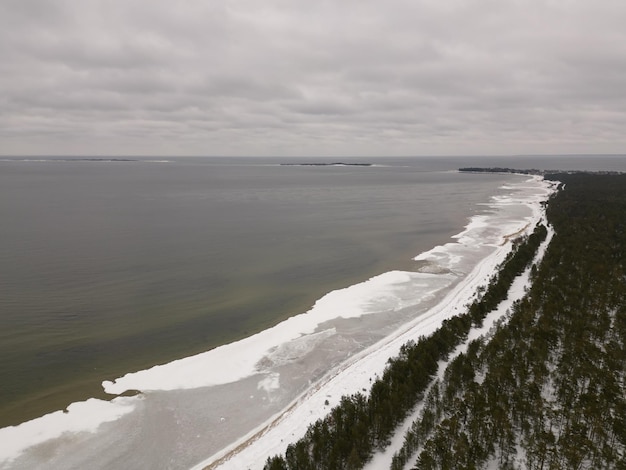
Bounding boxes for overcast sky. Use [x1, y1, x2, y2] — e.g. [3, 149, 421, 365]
[1, 0, 625, 157]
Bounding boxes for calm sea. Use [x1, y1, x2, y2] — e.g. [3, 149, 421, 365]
[0, 155, 624, 427]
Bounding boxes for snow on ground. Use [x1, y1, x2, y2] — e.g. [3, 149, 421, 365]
[0, 177, 557, 470]
[103, 270, 428, 395]
[194, 179, 556, 470]
[0, 397, 138, 465]
[366, 223, 555, 470]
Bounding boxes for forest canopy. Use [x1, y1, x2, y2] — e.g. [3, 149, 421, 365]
[264, 173, 626, 470]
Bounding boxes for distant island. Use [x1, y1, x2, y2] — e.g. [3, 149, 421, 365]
[280, 162, 373, 167]
[63, 158, 138, 162]
[0, 157, 138, 162]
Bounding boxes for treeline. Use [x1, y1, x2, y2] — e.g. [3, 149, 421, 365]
[458, 167, 545, 176]
[263, 222, 548, 469]
[391, 173, 626, 469]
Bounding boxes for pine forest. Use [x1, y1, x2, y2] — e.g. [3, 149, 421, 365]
[264, 172, 626, 470]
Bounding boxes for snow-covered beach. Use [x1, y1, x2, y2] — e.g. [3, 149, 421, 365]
[0, 175, 556, 470]
[196, 177, 557, 470]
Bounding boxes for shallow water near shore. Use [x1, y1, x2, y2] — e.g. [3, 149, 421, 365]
[0, 156, 508, 427]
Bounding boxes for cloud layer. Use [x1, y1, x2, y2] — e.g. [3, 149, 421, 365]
[2, 0, 626, 156]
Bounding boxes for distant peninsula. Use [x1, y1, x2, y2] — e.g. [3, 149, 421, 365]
[459, 166, 624, 176]
[69, 158, 137, 162]
[280, 162, 372, 167]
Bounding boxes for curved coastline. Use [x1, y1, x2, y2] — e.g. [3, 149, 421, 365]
[0, 175, 557, 470]
[194, 176, 557, 469]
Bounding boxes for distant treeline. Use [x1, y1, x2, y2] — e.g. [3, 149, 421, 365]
[262, 172, 626, 469]
[459, 167, 624, 176]
[458, 167, 546, 176]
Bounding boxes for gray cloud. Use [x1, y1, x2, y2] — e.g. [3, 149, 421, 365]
[1, 0, 626, 156]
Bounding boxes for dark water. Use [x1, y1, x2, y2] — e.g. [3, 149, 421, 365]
[0, 155, 624, 427]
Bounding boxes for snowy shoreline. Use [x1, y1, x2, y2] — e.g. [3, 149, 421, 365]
[365, 208, 556, 470]
[0, 176, 557, 470]
[193, 177, 558, 470]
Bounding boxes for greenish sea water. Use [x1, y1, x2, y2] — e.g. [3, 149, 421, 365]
[1, 155, 624, 427]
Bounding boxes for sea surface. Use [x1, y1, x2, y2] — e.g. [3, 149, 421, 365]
[0, 155, 624, 469]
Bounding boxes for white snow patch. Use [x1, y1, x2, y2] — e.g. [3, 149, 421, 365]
[0, 396, 138, 466]
[192, 177, 557, 470]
